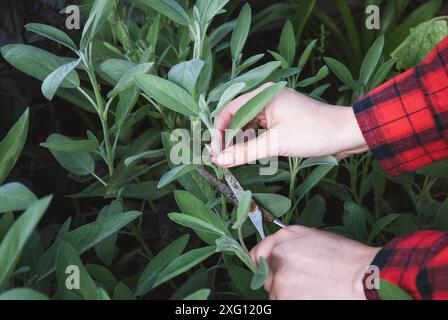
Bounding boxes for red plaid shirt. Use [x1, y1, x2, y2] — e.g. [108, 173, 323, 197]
[354, 36, 448, 300]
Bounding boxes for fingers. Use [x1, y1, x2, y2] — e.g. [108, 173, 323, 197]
[212, 83, 275, 155]
[214, 131, 278, 168]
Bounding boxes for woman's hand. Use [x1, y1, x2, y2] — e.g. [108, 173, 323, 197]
[212, 83, 369, 168]
[250, 226, 381, 300]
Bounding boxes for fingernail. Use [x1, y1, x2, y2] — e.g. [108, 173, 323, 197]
[217, 152, 232, 166]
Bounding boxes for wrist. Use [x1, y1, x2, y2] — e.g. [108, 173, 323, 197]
[334, 106, 369, 155]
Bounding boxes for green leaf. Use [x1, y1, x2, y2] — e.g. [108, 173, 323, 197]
[1, 44, 79, 87]
[209, 61, 281, 102]
[360, 36, 385, 84]
[232, 191, 252, 230]
[379, 280, 413, 300]
[169, 213, 227, 236]
[32, 211, 141, 278]
[293, 0, 316, 43]
[298, 195, 326, 228]
[253, 193, 291, 218]
[0, 213, 14, 242]
[298, 40, 317, 70]
[56, 242, 99, 300]
[81, 0, 117, 49]
[297, 65, 329, 87]
[134, 74, 199, 116]
[0, 288, 48, 300]
[370, 59, 396, 90]
[100, 59, 136, 84]
[250, 257, 269, 290]
[392, 17, 448, 70]
[45, 134, 95, 176]
[236, 54, 265, 75]
[113, 282, 135, 300]
[25, 23, 77, 51]
[168, 59, 204, 94]
[139, 0, 190, 26]
[231, 4, 251, 60]
[385, 0, 442, 55]
[108, 63, 153, 98]
[183, 289, 211, 300]
[158, 164, 199, 188]
[85, 264, 117, 291]
[226, 82, 286, 144]
[175, 191, 230, 244]
[324, 57, 357, 90]
[368, 214, 400, 243]
[0, 183, 37, 213]
[124, 149, 164, 167]
[212, 82, 246, 118]
[296, 165, 334, 202]
[417, 160, 448, 178]
[298, 156, 339, 171]
[268, 50, 289, 69]
[335, 0, 361, 61]
[435, 199, 448, 231]
[40, 138, 97, 153]
[0, 196, 51, 290]
[343, 202, 369, 242]
[153, 246, 216, 288]
[94, 201, 122, 266]
[120, 181, 175, 201]
[136, 235, 189, 296]
[279, 20, 296, 66]
[0, 109, 29, 185]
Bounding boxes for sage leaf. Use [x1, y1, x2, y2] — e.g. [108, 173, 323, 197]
[392, 17, 448, 70]
[0, 109, 29, 184]
[25, 23, 77, 51]
[169, 213, 228, 237]
[368, 214, 400, 243]
[40, 138, 97, 153]
[231, 4, 251, 60]
[1, 44, 79, 87]
[279, 20, 296, 66]
[250, 257, 269, 290]
[212, 82, 246, 118]
[108, 62, 153, 98]
[0, 183, 37, 213]
[379, 280, 413, 300]
[183, 289, 211, 300]
[324, 57, 357, 90]
[45, 134, 95, 176]
[134, 74, 199, 116]
[136, 235, 189, 296]
[360, 36, 385, 84]
[56, 242, 99, 300]
[209, 61, 281, 101]
[81, 0, 117, 49]
[0, 289, 48, 300]
[232, 190, 251, 230]
[168, 59, 204, 94]
[139, 0, 190, 26]
[0, 196, 52, 290]
[226, 81, 286, 144]
[153, 246, 216, 288]
[158, 164, 199, 188]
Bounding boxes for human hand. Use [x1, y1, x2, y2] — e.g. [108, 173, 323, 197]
[250, 226, 381, 300]
[212, 83, 369, 167]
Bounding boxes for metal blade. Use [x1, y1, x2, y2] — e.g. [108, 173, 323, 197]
[223, 169, 266, 239]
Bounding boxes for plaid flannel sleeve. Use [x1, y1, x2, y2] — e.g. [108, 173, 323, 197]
[353, 36, 448, 176]
[363, 231, 448, 300]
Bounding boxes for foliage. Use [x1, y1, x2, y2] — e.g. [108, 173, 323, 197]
[0, 0, 447, 300]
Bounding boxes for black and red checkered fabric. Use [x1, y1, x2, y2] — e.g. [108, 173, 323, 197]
[354, 36, 448, 177]
[355, 37, 448, 300]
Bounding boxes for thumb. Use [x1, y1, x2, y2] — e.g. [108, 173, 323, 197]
[214, 131, 278, 168]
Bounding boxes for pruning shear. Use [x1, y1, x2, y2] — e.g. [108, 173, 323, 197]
[223, 169, 287, 240]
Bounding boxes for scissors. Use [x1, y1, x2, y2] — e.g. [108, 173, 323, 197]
[223, 168, 287, 240]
